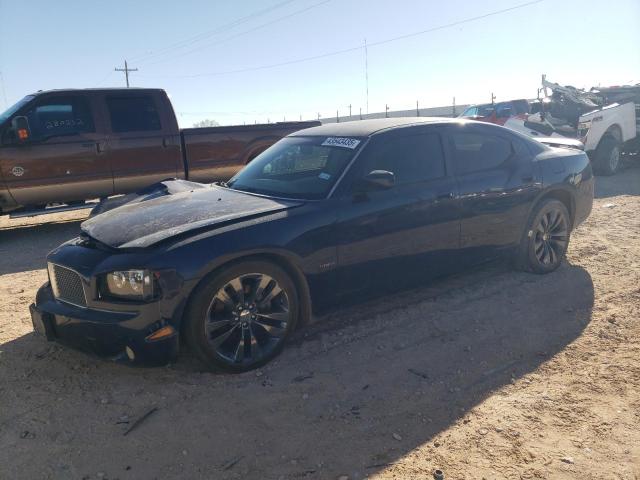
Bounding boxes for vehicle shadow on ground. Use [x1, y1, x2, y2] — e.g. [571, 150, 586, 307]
[0, 260, 594, 479]
[0, 219, 83, 275]
[595, 156, 640, 198]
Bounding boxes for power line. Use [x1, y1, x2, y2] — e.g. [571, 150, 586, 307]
[130, 0, 299, 64]
[96, 70, 114, 87]
[114, 60, 139, 87]
[140, 0, 543, 79]
[145, 0, 332, 66]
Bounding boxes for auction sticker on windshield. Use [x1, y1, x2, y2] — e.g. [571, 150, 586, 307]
[321, 137, 361, 149]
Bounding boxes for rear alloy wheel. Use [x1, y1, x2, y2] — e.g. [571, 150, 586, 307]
[516, 199, 570, 274]
[184, 261, 298, 372]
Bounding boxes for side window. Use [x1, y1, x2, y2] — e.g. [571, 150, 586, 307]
[359, 133, 446, 185]
[513, 100, 530, 115]
[449, 132, 512, 175]
[23, 96, 95, 141]
[106, 96, 161, 133]
[495, 102, 513, 119]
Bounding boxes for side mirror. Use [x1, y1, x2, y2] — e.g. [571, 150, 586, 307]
[11, 116, 31, 143]
[360, 169, 395, 190]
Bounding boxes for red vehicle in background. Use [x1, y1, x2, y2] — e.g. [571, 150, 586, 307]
[459, 99, 530, 125]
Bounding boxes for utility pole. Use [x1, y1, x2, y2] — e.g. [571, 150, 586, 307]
[416, 100, 419, 117]
[359, 107, 362, 120]
[452, 96, 456, 117]
[336, 110, 339, 123]
[385, 104, 389, 118]
[348, 104, 352, 118]
[114, 60, 138, 88]
[490, 92, 496, 105]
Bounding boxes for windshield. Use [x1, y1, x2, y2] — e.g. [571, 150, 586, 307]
[0, 95, 34, 124]
[227, 136, 363, 200]
[461, 104, 495, 118]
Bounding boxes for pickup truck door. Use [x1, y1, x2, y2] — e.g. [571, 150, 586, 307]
[99, 92, 182, 194]
[0, 94, 113, 206]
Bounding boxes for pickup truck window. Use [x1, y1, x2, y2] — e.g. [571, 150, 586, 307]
[24, 96, 95, 141]
[228, 136, 360, 200]
[106, 96, 161, 133]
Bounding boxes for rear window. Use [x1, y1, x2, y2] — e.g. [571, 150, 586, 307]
[449, 132, 512, 175]
[513, 100, 530, 115]
[106, 96, 161, 133]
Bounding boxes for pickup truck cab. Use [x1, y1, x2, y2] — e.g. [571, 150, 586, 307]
[0, 88, 318, 216]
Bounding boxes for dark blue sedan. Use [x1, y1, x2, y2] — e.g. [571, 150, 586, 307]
[30, 118, 594, 372]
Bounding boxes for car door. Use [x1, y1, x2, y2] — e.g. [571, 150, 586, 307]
[444, 124, 538, 261]
[334, 127, 460, 295]
[100, 92, 181, 194]
[0, 94, 113, 206]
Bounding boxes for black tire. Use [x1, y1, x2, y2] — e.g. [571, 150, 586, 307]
[515, 199, 571, 274]
[183, 260, 299, 373]
[593, 134, 621, 176]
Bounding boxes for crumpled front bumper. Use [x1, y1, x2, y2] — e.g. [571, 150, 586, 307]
[30, 282, 179, 366]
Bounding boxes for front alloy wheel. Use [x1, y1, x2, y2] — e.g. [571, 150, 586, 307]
[205, 273, 290, 366]
[184, 260, 298, 372]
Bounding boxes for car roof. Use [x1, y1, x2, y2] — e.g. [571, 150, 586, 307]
[30, 88, 165, 96]
[289, 117, 461, 137]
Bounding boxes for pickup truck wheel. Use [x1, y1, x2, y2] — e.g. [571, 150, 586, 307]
[184, 260, 299, 373]
[593, 135, 621, 176]
[515, 199, 571, 274]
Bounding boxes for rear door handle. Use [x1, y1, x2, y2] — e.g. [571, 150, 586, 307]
[436, 192, 454, 200]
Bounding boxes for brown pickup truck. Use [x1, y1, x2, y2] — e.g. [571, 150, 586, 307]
[0, 88, 318, 217]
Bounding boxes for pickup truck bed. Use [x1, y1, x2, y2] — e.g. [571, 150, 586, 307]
[0, 88, 318, 216]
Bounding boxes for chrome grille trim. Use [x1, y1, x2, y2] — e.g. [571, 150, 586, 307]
[48, 262, 87, 308]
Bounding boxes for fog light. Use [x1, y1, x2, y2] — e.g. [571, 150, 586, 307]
[125, 346, 135, 361]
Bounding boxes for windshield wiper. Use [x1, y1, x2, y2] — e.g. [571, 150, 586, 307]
[214, 181, 230, 188]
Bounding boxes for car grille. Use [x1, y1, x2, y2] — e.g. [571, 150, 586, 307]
[48, 263, 87, 307]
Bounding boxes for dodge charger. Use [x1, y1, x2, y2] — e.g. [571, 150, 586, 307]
[30, 118, 594, 372]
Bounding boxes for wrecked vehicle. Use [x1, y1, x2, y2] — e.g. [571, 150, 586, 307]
[505, 76, 639, 175]
[30, 118, 594, 372]
[459, 99, 530, 125]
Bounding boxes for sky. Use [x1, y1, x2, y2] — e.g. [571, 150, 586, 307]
[0, 0, 639, 127]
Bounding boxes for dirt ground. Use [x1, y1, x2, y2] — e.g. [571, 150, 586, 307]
[1, 160, 639, 480]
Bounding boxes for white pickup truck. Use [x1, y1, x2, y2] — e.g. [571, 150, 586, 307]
[506, 77, 639, 175]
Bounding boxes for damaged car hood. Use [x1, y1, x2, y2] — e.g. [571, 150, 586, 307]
[81, 185, 302, 249]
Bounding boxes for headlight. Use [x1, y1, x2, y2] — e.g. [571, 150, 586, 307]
[577, 120, 591, 142]
[103, 270, 153, 300]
